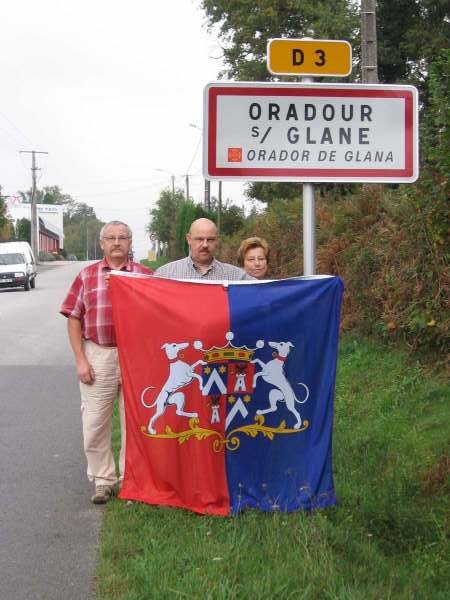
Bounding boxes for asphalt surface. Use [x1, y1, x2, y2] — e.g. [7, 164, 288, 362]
[0, 261, 103, 600]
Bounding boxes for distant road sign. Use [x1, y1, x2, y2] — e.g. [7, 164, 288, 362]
[267, 38, 352, 77]
[203, 82, 419, 183]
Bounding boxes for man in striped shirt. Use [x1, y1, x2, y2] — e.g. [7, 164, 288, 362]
[155, 218, 253, 280]
[60, 221, 152, 504]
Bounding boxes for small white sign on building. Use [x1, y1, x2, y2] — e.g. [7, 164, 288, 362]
[203, 82, 419, 183]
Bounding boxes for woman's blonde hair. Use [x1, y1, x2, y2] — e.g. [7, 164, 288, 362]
[237, 237, 270, 266]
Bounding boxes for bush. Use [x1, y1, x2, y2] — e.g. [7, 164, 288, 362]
[140, 257, 168, 270]
[39, 251, 56, 261]
[317, 185, 448, 355]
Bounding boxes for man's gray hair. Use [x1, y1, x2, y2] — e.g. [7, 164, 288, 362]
[99, 221, 132, 240]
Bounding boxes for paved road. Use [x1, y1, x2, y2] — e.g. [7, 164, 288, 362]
[0, 261, 102, 600]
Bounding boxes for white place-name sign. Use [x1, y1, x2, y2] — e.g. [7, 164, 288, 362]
[203, 82, 418, 183]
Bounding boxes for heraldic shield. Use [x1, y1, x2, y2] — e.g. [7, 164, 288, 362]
[202, 336, 256, 429]
[110, 274, 343, 516]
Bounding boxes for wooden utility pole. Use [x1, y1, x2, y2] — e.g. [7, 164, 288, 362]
[361, 0, 379, 83]
[171, 175, 175, 203]
[19, 150, 48, 261]
[361, 1, 382, 198]
[185, 174, 190, 201]
[204, 179, 211, 211]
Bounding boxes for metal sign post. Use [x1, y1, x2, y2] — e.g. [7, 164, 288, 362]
[301, 75, 315, 275]
[267, 38, 351, 275]
[302, 180, 316, 276]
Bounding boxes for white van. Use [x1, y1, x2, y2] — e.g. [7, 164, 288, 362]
[0, 241, 37, 291]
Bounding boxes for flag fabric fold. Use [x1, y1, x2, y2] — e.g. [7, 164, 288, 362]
[109, 274, 343, 516]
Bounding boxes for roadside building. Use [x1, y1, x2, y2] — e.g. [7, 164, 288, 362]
[6, 199, 64, 254]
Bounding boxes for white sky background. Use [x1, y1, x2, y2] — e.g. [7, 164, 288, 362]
[0, 0, 248, 259]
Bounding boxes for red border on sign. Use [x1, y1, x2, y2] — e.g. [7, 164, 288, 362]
[207, 86, 416, 180]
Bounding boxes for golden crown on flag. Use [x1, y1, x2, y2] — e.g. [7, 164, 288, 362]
[193, 331, 264, 364]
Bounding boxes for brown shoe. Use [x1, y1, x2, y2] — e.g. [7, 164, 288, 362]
[91, 484, 113, 504]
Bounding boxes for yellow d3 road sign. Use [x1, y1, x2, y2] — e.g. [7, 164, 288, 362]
[267, 38, 352, 77]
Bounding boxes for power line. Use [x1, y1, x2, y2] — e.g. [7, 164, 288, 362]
[0, 111, 35, 147]
[185, 135, 202, 174]
[78, 184, 162, 197]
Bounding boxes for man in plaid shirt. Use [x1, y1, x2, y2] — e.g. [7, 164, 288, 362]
[60, 221, 152, 504]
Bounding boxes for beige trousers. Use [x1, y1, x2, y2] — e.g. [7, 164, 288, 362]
[79, 340, 126, 486]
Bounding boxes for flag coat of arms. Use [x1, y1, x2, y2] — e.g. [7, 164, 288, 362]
[109, 274, 343, 516]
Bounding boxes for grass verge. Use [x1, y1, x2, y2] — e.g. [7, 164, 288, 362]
[97, 335, 449, 599]
[140, 257, 168, 271]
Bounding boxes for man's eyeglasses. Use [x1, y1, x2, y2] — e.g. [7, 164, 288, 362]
[102, 236, 130, 242]
[192, 237, 217, 243]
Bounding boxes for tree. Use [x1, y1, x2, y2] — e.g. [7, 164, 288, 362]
[18, 189, 42, 204]
[63, 219, 103, 260]
[41, 186, 74, 205]
[201, 1, 449, 89]
[201, 0, 359, 81]
[48, 196, 104, 259]
[147, 188, 185, 259]
[245, 182, 300, 204]
[63, 201, 97, 226]
[15, 218, 31, 243]
[62, 201, 103, 259]
[148, 186, 248, 259]
[0, 194, 14, 241]
[175, 201, 208, 256]
[413, 49, 450, 250]
[18, 185, 74, 205]
[377, 0, 450, 95]
[215, 202, 246, 236]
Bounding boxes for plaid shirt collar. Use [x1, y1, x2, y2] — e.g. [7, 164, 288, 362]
[100, 257, 133, 272]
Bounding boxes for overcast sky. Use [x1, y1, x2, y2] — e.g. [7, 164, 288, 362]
[0, 0, 247, 259]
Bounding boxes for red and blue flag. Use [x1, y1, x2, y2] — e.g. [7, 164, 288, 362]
[110, 274, 343, 516]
